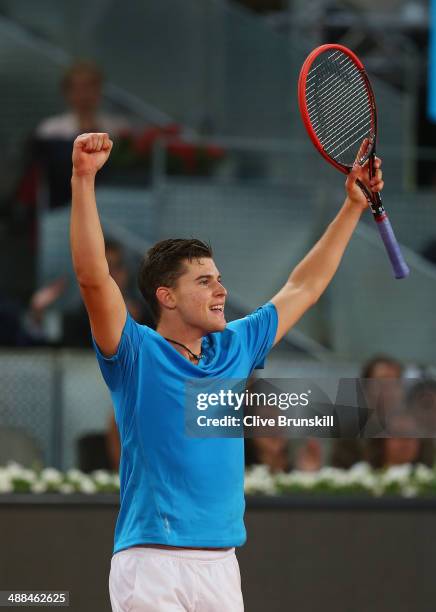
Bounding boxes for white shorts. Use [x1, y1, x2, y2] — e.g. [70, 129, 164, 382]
[109, 546, 244, 611]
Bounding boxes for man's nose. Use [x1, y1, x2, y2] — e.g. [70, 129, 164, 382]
[214, 282, 227, 297]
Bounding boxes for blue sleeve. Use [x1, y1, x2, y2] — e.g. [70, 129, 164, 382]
[227, 302, 278, 370]
[92, 312, 146, 392]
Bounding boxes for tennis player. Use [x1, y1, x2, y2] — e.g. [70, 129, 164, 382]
[70, 133, 383, 611]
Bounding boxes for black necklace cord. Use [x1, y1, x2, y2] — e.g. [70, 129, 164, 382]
[164, 337, 203, 361]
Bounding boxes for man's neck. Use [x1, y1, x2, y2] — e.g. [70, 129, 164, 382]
[156, 322, 203, 359]
[77, 110, 98, 131]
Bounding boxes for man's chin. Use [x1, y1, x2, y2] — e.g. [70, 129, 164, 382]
[207, 318, 227, 333]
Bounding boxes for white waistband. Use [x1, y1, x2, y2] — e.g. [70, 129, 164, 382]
[115, 546, 236, 562]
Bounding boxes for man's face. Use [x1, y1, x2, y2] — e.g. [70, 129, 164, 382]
[65, 71, 102, 114]
[168, 258, 227, 334]
[366, 362, 404, 415]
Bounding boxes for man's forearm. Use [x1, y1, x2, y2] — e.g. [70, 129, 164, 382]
[70, 173, 109, 286]
[289, 197, 364, 299]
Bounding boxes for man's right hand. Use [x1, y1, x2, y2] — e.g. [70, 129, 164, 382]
[72, 132, 113, 177]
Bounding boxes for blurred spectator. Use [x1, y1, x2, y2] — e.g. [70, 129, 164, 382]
[407, 379, 436, 437]
[245, 437, 291, 473]
[361, 356, 405, 436]
[0, 259, 159, 349]
[34, 60, 129, 211]
[365, 412, 434, 468]
[63, 238, 154, 347]
[77, 407, 122, 473]
[294, 439, 323, 472]
[0, 291, 33, 346]
[360, 354, 404, 380]
[14, 60, 130, 244]
[331, 355, 404, 469]
[77, 432, 112, 473]
[0, 277, 66, 346]
[38, 60, 128, 139]
[245, 437, 323, 473]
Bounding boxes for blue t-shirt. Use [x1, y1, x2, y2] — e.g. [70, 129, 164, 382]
[93, 302, 278, 554]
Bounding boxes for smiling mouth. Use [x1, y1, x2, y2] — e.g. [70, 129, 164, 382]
[210, 305, 225, 315]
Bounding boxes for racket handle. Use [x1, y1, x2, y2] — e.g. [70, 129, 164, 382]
[375, 215, 410, 279]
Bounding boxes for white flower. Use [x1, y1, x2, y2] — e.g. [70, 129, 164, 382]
[31, 481, 48, 494]
[40, 468, 63, 485]
[343, 464, 377, 491]
[0, 472, 12, 493]
[359, 474, 378, 491]
[348, 462, 372, 476]
[402, 485, 418, 498]
[6, 461, 23, 471]
[66, 469, 85, 482]
[13, 469, 36, 484]
[92, 470, 111, 486]
[244, 465, 276, 495]
[78, 477, 97, 494]
[382, 464, 413, 485]
[59, 483, 74, 494]
[6, 462, 28, 479]
[276, 470, 318, 489]
[317, 467, 350, 487]
[414, 464, 433, 484]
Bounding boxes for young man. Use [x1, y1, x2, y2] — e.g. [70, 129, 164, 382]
[70, 132, 383, 611]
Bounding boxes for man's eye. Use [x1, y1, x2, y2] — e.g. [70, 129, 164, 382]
[200, 279, 208, 285]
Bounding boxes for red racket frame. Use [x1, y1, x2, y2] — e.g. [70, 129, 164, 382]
[298, 43, 377, 174]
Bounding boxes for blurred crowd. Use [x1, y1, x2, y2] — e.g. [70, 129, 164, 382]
[244, 356, 436, 477]
[86, 354, 436, 475]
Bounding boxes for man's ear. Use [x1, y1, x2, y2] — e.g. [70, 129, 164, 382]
[156, 287, 176, 312]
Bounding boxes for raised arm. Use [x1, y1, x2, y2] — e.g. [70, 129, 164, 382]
[70, 133, 127, 356]
[271, 156, 383, 345]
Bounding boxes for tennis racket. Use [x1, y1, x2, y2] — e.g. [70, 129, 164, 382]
[298, 44, 409, 279]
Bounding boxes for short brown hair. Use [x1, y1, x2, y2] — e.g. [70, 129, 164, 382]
[361, 355, 403, 379]
[61, 60, 103, 92]
[138, 238, 213, 323]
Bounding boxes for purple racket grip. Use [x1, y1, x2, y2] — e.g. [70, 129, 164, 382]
[376, 215, 409, 279]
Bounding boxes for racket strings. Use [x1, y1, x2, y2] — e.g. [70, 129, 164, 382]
[310, 57, 370, 153]
[310, 79, 368, 132]
[305, 51, 373, 166]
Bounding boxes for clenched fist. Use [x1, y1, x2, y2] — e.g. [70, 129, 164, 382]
[72, 133, 113, 177]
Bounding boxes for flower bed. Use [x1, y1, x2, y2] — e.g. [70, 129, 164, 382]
[0, 463, 119, 494]
[2, 462, 436, 497]
[245, 463, 436, 497]
[110, 125, 225, 177]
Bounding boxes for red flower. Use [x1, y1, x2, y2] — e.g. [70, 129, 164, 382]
[133, 128, 161, 156]
[167, 140, 197, 173]
[205, 144, 225, 159]
[161, 123, 181, 137]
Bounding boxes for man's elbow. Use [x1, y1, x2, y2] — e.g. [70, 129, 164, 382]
[74, 262, 110, 288]
[309, 287, 321, 306]
[301, 281, 326, 307]
[287, 281, 320, 308]
[76, 271, 110, 289]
